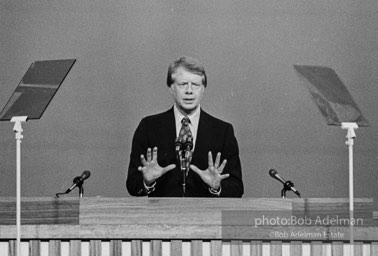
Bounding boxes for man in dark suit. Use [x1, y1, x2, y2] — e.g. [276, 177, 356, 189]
[126, 56, 243, 197]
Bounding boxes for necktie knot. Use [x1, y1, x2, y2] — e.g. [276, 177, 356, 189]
[181, 116, 190, 126]
[179, 116, 192, 142]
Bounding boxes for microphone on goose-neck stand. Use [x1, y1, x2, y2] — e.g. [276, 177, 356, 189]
[56, 170, 91, 198]
[175, 136, 185, 196]
[269, 169, 301, 198]
[175, 137, 183, 159]
[184, 136, 193, 171]
[175, 135, 193, 197]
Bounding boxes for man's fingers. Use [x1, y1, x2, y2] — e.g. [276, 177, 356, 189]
[152, 147, 158, 161]
[138, 166, 145, 172]
[140, 155, 147, 166]
[163, 164, 176, 173]
[220, 173, 230, 180]
[207, 151, 214, 167]
[146, 148, 152, 161]
[190, 164, 202, 175]
[214, 152, 221, 167]
[218, 159, 227, 173]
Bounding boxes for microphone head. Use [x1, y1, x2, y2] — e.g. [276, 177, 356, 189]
[269, 168, 286, 184]
[175, 137, 183, 152]
[269, 169, 277, 177]
[81, 170, 91, 180]
[184, 136, 193, 150]
[73, 176, 81, 183]
[175, 137, 183, 147]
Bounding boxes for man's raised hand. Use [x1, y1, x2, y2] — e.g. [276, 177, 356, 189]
[138, 147, 175, 185]
[190, 151, 229, 190]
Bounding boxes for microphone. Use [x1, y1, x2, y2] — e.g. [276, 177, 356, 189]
[269, 169, 301, 197]
[184, 136, 193, 151]
[183, 136, 193, 171]
[65, 170, 91, 194]
[175, 137, 183, 153]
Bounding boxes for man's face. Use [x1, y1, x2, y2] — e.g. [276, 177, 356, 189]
[169, 67, 205, 115]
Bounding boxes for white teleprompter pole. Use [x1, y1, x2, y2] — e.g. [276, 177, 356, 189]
[341, 122, 358, 256]
[10, 116, 28, 256]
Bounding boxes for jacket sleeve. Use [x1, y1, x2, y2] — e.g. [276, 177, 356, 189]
[126, 118, 149, 196]
[219, 124, 244, 197]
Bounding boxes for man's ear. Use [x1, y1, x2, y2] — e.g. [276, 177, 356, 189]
[200, 85, 205, 94]
[168, 85, 174, 95]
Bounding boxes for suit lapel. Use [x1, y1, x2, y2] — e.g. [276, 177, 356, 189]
[156, 108, 182, 182]
[192, 110, 212, 164]
[156, 107, 176, 148]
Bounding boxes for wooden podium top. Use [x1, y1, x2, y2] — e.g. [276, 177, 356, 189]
[0, 197, 377, 241]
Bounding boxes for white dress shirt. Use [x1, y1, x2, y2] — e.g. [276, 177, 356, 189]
[173, 104, 201, 150]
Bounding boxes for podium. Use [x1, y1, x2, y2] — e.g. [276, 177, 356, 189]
[1, 197, 377, 256]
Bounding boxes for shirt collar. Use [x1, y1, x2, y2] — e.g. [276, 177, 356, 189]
[173, 105, 201, 148]
[173, 104, 201, 124]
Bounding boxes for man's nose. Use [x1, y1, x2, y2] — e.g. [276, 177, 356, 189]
[185, 82, 193, 93]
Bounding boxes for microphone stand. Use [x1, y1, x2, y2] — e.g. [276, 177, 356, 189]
[55, 176, 87, 198]
[73, 177, 85, 198]
[78, 185, 84, 198]
[176, 147, 186, 197]
[175, 136, 193, 197]
[281, 180, 296, 198]
[180, 156, 186, 197]
[176, 149, 191, 197]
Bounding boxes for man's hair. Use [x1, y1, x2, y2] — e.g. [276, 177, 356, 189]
[166, 56, 207, 87]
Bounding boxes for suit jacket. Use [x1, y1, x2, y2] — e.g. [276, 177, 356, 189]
[126, 107, 243, 197]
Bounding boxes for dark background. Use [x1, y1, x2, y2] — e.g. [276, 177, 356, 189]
[1, 1, 377, 198]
